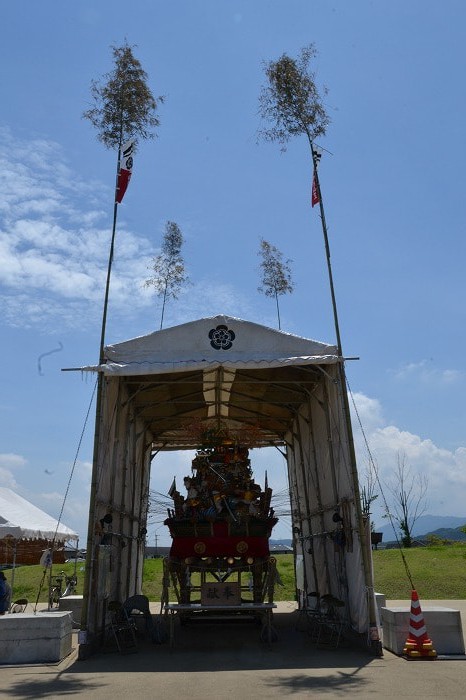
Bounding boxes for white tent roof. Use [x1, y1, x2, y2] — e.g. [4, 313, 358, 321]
[0, 488, 78, 542]
[75, 315, 340, 449]
[82, 315, 339, 376]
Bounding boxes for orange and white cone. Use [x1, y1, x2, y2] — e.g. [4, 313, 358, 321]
[403, 590, 437, 659]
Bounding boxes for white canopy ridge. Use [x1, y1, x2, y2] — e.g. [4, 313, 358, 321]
[79, 315, 339, 376]
[0, 488, 78, 542]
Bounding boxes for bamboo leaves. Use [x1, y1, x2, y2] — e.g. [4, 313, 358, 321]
[83, 42, 163, 150]
[258, 239, 294, 330]
[258, 44, 329, 151]
[145, 221, 189, 330]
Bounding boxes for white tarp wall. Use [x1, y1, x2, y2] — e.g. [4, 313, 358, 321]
[83, 376, 153, 639]
[286, 365, 369, 633]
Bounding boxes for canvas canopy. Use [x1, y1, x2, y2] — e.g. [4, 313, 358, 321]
[0, 488, 78, 542]
[78, 315, 377, 651]
[84, 315, 339, 376]
[81, 316, 341, 449]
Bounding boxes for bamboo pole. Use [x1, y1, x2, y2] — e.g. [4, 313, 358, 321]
[309, 139, 380, 648]
[80, 140, 122, 646]
[305, 390, 332, 589]
[286, 440, 309, 598]
[294, 411, 319, 593]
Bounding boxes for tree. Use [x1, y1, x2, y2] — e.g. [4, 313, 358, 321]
[259, 47, 381, 645]
[386, 452, 428, 548]
[257, 238, 293, 330]
[360, 462, 379, 529]
[258, 44, 330, 153]
[82, 44, 164, 642]
[83, 41, 163, 150]
[258, 45, 343, 353]
[145, 221, 189, 329]
[83, 42, 163, 361]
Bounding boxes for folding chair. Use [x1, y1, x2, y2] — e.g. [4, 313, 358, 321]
[312, 594, 345, 649]
[107, 601, 138, 654]
[124, 595, 154, 636]
[123, 594, 167, 644]
[295, 591, 321, 633]
[10, 598, 28, 613]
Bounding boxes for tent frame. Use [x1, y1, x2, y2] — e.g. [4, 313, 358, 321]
[74, 316, 379, 655]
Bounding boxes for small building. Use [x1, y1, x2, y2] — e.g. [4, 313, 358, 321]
[269, 543, 293, 554]
[144, 546, 171, 558]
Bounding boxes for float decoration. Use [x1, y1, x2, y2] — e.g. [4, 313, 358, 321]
[163, 427, 278, 606]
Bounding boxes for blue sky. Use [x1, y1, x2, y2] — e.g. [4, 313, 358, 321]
[1, 1, 465, 548]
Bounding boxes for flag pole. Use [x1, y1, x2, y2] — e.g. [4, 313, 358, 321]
[99, 143, 122, 363]
[310, 144, 342, 357]
[80, 141, 122, 652]
[310, 141, 381, 653]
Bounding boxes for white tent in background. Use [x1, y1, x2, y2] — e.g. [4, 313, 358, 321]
[0, 488, 78, 542]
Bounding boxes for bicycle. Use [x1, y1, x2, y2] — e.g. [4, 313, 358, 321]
[49, 571, 77, 607]
[63, 573, 77, 597]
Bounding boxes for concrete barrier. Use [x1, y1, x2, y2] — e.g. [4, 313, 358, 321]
[58, 595, 83, 627]
[0, 611, 73, 664]
[375, 592, 386, 624]
[381, 606, 465, 655]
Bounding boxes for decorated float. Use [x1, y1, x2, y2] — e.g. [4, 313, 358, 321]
[161, 423, 278, 615]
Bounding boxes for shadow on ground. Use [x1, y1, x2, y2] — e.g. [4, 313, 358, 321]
[3, 611, 377, 698]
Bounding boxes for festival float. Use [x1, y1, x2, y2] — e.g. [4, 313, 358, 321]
[161, 422, 279, 620]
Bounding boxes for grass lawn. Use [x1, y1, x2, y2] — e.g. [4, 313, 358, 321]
[3, 561, 87, 604]
[3, 545, 465, 604]
[1, 556, 297, 604]
[372, 543, 466, 599]
[142, 554, 297, 602]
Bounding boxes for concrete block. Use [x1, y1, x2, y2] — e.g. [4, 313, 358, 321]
[375, 592, 386, 624]
[58, 595, 83, 627]
[381, 606, 465, 655]
[0, 611, 73, 664]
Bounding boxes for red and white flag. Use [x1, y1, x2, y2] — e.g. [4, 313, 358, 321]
[311, 171, 320, 208]
[116, 139, 135, 204]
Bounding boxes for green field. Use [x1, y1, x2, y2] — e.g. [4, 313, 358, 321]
[372, 544, 466, 599]
[3, 545, 466, 605]
[3, 557, 297, 604]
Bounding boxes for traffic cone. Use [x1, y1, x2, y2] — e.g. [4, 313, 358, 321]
[403, 590, 437, 659]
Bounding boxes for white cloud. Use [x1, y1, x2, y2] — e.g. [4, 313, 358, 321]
[0, 453, 27, 470]
[441, 369, 463, 383]
[0, 128, 259, 334]
[390, 360, 464, 386]
[351, 391, 466, 522]
[0, 468, 18, 489]
[349, 391, 385, 434]
[0, 128, 157, 330]
[0, 453, 27, 489]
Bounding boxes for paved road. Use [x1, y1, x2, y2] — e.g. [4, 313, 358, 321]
[2, 600, 465, 699]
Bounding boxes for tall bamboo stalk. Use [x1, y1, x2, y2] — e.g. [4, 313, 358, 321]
[308, 137, 380, 647]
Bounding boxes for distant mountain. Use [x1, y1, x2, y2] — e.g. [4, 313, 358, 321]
[271, 516, 466, 548]
[424, 527, 466, 542]
[374, 514, 466, 541]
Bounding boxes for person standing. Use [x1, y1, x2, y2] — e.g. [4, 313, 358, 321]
[0, 570, 11, 614]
